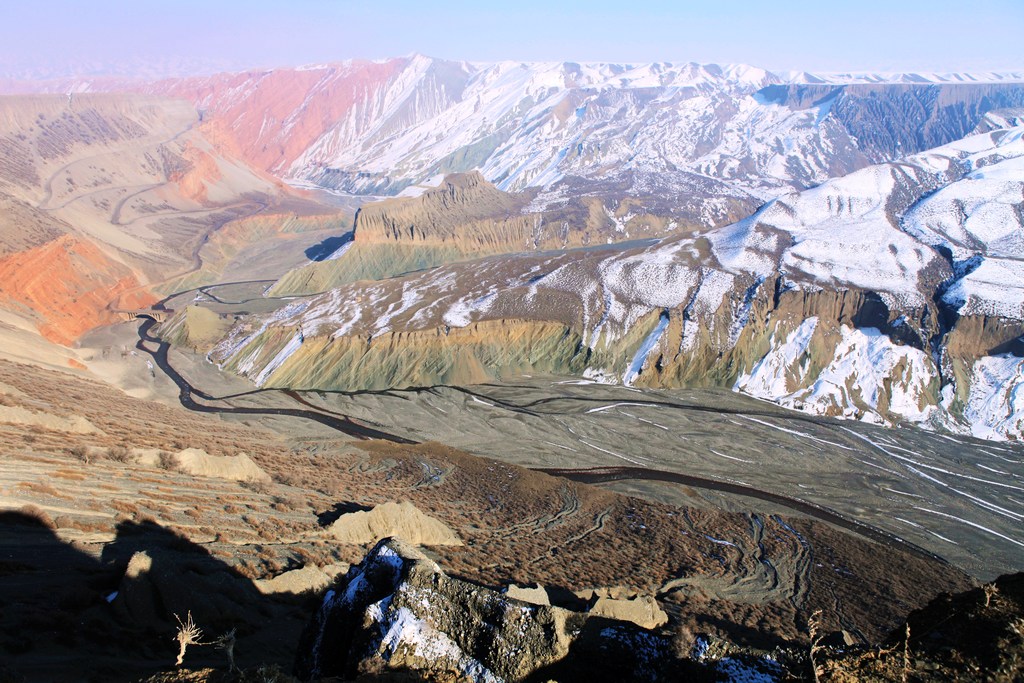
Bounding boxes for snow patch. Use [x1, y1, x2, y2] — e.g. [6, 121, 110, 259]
[959, 354, 1024, 441]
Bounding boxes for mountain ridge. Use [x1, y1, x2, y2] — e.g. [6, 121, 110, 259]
[6, 57, 1023, 234]
[206, 122, 1024, 441]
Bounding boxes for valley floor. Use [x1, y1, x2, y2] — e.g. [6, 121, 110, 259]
[101, 282, 1024, 581]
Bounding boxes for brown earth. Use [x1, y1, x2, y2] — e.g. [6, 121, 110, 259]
[0, 93, 349, 351]
[0, 357, 974, 680]
[0, 234, 155, 345]
[818, 573, 1024, 682]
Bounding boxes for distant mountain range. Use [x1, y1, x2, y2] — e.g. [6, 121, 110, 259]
[5, 57, 1024, 232]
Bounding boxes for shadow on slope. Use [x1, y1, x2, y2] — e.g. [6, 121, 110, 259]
[0, 512, 308, 682]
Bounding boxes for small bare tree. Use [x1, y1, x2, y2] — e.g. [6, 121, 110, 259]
[902, 623, 912, 683]
[173, 611, 205, 666]
[808, 609, 825, 683]
[213, 627, 238, 673]
[983, 582, 999, 608]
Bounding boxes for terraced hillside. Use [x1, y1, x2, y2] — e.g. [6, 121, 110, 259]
[0, 357, 973, 680]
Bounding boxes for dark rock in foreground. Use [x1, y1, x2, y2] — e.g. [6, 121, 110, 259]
[294, 538, 707, 682]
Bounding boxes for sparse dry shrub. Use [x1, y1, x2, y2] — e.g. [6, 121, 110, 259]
[214, 627, 238, 674]
[110, 500, 141, 516]
[240, 478, 271, 495]
[233, 560, 262, 581]
[272, 471, 300, 487]
[173, 611, 204, 667]
[143, 502, 173, 517]
[106, 445, 131, 463]
[672, 624, 696, 657]
[983, 582, 1000, 608]
[808, 609, 825, 683]
[51, 515, 110, 533]
[68, 444, 90, 464]
[51, 470, 86, 481]
[241, 663, 291, 682]
[18, 504, 56, 529]
[270, 494, 302, 512]
[113, 512, 133, 525]
[158, 450, 179, 471]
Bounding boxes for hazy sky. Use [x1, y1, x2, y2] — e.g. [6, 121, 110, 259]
[2, 0, 1022, 78]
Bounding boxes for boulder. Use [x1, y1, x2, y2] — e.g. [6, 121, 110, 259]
[326, 501, 461, 546]
[295, 538, 693, 682]
[589, 595, 669, 630]
[255, 565, 333, 595]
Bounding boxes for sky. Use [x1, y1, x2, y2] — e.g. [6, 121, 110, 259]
[1, 0, 1022, 79]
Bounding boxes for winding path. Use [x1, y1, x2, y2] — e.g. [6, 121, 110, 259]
[134, 316, 414, 443]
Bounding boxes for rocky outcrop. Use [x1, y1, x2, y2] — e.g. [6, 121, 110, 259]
[295, 539, 691, 682]
[270, 172, 533, 294]
[327, 501, 462, 547]
[819, 572, 1024, 682]
[157, 305, 230, 352]
[589, 594, 669, 630]
[255, 565, 337, 596]
[215, 317, 585, 391]
[354, 172, 528, 245]
[269, 172, 687, 295]
[174, 448, 271, 483]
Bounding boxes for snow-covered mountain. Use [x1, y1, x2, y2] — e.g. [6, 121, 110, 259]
[278, 59, 1024, 201]
[20, 56, 1009, 231]
[778, 70, 1024, 85]
[207, 122, 1024, 440]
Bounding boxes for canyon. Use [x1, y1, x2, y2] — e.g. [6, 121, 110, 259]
[0, 57, 1021, 682]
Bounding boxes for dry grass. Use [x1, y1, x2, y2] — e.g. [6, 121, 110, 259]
[16, 503, 56, 529]
[51, 469, 87, 481]
[16, 481, 66, 498]
[0, 358, 282, 461]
